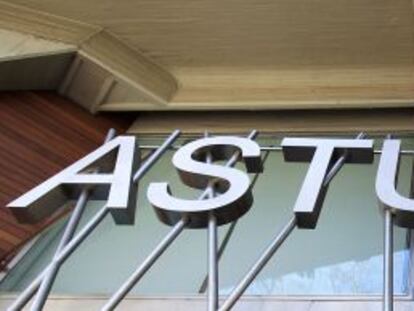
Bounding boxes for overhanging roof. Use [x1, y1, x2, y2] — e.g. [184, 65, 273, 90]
[0, 0, 412, 112]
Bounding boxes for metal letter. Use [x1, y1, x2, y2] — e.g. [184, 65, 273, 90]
[282, 137, 373, 228]
[147, 136, 262, 228]
[376, 139, 414, 228]
[8, 136, 139, 225]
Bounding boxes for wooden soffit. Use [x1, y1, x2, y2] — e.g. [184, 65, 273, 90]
[129, 110, 414, 135]
[0, 0, 413, 111]
[0, 3, 177, 112]
[0, 91, 133, 264]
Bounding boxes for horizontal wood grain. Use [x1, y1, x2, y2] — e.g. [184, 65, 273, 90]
[0, 1, 99, 44]
[0, 0, 413, 110]
[0, 91, 133, 268]
[0, 28, 75, 59]
[129, 109, 414, 135]
[4, 0, 413, 67]
[79, 31, 178, 104]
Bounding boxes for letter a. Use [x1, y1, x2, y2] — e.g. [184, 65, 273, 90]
[8, 136, 139, 225]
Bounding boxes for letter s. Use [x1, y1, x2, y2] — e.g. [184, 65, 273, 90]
[147, 136, 262, 228]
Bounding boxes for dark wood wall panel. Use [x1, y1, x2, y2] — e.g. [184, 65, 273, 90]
[0, 91, 133, 267]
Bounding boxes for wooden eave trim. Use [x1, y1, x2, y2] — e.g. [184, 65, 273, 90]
[0, 1, 99, 44]
[0, 48, 77, 62]
[78, 30, 177, 104]
[0, 2, 178, 109]
[101, 99, 414, 112]
[128, 110, 414, 135]
[0, 1, 412, 112]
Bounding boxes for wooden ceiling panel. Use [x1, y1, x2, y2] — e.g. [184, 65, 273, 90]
[129, 109, 414, 135]
[165, 66, 414, 109]
[0, 28, 74, 58]
[0, 0, 413, 110]
[3, 0, 413, 68]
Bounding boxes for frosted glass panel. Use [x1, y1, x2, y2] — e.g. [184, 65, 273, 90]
[0, 136, 411, 296]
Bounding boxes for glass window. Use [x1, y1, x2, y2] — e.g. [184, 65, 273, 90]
[0, 135, 412, 296]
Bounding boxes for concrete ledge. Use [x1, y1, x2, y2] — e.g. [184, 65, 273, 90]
[1, 295, 413, 311]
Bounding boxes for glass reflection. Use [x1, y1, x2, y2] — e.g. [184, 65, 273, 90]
[0, 136, 412, 296]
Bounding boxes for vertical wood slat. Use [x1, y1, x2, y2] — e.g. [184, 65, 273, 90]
[0, 91, 134, 266]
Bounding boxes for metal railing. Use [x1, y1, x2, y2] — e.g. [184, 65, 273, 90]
[5, 130, 404, 311]
[7, 129, 180, 311]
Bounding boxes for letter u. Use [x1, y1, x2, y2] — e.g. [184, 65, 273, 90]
[376, 139, 414, 228]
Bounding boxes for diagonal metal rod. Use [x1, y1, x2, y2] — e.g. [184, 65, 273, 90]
[198, 130, 258, 200]
[219, 132, 366, 311]
[29, 129, 116, 311]
[7, 130, 180, 311]
[218, 217, 297, 311]
[101, 130, 259, 311]
[101, 217, 187, 311]
[199, 149, 272, 293]
[203, 129, 259, 300]
[7, 207, 110, 311]
[133, 130, 180, 182]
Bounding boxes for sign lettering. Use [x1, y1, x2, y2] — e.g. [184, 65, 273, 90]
[8, 136, 139, 224]
[7, 134, 414, 229]
[147, 136, 262, 228]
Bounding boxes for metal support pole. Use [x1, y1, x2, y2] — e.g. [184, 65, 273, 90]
[8, 129, 378, 311]
[382, 133, 394, 311]
[208, 212, 219, 311]
[29, 130, 116, 311]
[199, 149, 272, 294]
[218, 133, 365, 311]
[101, 130, 258, 311]
[29, 191, 90, 311]
[133, 130, 180, 182]
[383, 208, 394, 311]
[198, 130, 258, 201]
[101, 218, 187, 311]
[219, 217, 297, 311]
[7, 130, 180, 311]
[205, 144, 219, 311]
[199, 220, 237, 294]
[7, 205, 110, 311]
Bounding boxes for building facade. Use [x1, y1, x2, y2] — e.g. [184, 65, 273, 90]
[0, 1, 413, 310]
